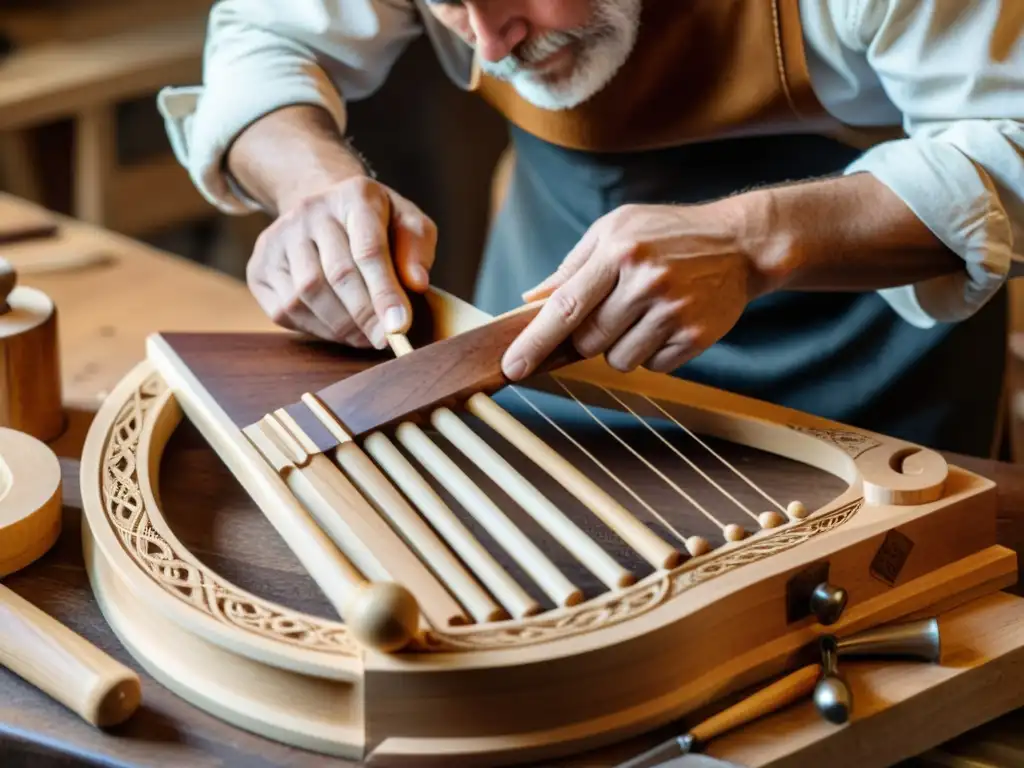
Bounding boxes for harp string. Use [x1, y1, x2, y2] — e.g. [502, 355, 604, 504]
[641, 395, 787, 514]
[509, 373, 794, 543]
[533, 377, 730, 534]
[507, 384, 691, 546]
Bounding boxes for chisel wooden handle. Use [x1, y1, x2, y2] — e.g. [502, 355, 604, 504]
[0, 583, 141, 727]
[691, 663, 822, 744]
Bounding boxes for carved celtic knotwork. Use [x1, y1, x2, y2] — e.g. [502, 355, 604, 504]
[99, 374, 357, 656]
[789, 426, 881, 458]
[422, 499, 862, 651]
[96, 372, 867, 657]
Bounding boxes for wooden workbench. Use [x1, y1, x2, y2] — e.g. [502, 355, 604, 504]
[0, 193, 278, 406]
[1, 194, 1023, 768]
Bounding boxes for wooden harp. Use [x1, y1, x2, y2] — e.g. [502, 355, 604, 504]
[80, 287, 1016, 766]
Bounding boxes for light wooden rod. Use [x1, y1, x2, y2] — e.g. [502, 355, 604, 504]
[243, 419, 421, 652]
[333, 439, 506, 624]
[431, 407, 636, 590]
[466, 393, 682, 570]
[363, 431, 541, 619]
[395, 420, 584, 608]
[301, 393, 516, 623]
[256, 413, 471, 631]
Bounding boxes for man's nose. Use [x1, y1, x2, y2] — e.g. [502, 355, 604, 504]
[467, 4, 529, 62]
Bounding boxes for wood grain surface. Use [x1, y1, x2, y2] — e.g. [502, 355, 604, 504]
[0, 193, 280, 414]
[158, 302, 580, 448]
[3, 427, 1024, 767]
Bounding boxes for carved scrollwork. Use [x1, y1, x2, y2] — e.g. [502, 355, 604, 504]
[99, 374, 357, 656]
[789, 426, 881, 458]
[422, 498, 862, 651]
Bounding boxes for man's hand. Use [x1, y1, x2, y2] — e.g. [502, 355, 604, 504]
[246, 176, 436, 348]
[501, 201, 772, 380]
[502, 173, 961, 381]
[226, 105, 437, 348]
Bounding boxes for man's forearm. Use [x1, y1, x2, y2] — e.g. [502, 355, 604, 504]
[739, 172, 964, 293]
[226, 104, 369, 214]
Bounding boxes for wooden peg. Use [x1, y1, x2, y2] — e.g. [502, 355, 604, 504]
[0, 258, 62, 441]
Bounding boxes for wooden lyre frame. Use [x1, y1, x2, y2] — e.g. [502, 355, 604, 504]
[79, 287, 1017, 766]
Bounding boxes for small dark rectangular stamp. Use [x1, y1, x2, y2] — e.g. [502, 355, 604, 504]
[870, 530, 914, 585]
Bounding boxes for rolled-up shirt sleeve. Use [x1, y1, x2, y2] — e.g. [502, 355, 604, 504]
[825, 0, 1024, 328]
[157, 0, 422, 213]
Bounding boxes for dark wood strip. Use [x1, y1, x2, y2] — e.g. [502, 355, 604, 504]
[306, 305, 580, 439]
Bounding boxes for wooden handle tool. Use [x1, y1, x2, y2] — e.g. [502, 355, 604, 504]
[615, 664, 822, 768]
[0, 427, 141, 727]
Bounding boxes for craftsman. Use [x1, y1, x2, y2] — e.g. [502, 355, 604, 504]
[159, 1, 1024, 457]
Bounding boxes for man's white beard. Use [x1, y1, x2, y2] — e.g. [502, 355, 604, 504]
[478, 0, 642, 111]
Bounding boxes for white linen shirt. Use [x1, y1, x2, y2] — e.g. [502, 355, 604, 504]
[157, 0, 1024, 329]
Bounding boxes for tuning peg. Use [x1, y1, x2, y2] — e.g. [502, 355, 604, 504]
[810, 582, 847, 625]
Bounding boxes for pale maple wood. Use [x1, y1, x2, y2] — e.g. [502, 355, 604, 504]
[0, 427, 140, 727]
[333, 440, 505, 625]
[393, 418, 584, 608]
[430, 405, 635, 591]
[465, 392, 682, 569]
[362, 430, 538, 620]
[76, 287, 1024, 766]
[295, 391, 505, 624]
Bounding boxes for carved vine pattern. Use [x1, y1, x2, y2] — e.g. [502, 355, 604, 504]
[788, 426, 881, 458]
[422, 498, 862, 651]
[99, 374, 358, 656]
[98, 375, 864, 655]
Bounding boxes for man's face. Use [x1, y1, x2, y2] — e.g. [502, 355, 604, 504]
[426, 0, 641, 110]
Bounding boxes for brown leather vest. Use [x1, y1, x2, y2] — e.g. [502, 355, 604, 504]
[471, 0, 888, 152]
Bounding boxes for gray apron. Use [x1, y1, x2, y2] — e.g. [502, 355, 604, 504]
[474, 126, 1007, 458]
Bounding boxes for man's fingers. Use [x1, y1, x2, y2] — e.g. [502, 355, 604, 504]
[284, 232, 353, 341]
[571, 282, 647, 358]
[390, 193, 437, 293]
[347, 202, 410, 335]
[604, 308, 679, 372]
[316, 217, 384, 348]
[645, 341, 700, 373]
[642, 325, 705, 373]
[503, 256, 617, 381]
[254, 264, 341, 341]
[521, 232, 598, 302]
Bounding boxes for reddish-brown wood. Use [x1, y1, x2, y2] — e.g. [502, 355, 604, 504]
[158, 304, 580, 448]
[153, 332, 386, 424]
[305, 303, 581, 438]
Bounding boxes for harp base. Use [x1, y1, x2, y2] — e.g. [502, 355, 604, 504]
[78, 297, 1024, 767]
[83, 495, 1020, 766]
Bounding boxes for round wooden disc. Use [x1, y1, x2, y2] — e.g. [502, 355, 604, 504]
[0, 427, 62, 578]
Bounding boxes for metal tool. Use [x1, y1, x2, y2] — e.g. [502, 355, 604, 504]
[614, 664, 821, 768]
[837, 617, 940, 662]
[813, 616, 942, 725]
[814, 634, 853, 724]
[810, 582, 848, 625]
[616, 616, 943, 766]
